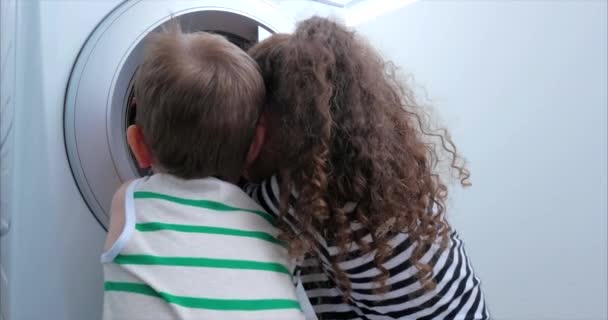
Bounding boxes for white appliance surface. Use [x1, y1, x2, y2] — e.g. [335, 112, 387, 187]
[0, 0, 18, 318]
[5, 2, 122, 319]
[0, 1, 314, 319]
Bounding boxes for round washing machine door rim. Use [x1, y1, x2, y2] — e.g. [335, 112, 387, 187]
[64, 0, 294, 229]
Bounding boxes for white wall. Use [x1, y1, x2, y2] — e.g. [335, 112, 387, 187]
[356, 1, 607, 319]
[275, 0, 345, 22]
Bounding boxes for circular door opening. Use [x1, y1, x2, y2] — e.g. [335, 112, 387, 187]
[65, 1, 293, 229]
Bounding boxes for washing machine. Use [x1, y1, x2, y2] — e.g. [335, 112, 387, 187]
[0, 1, 344, 319]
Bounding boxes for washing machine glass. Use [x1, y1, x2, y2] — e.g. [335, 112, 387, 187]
[64, 1, 293, 229]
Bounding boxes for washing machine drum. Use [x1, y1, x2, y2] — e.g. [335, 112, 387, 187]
[64, 0, 293, 229]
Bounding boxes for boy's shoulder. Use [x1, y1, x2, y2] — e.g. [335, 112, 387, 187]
[139, 174, 266, 213]
[103, 181, 131, 252]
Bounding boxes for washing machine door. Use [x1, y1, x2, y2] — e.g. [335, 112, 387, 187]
[64, 0, 293, 229]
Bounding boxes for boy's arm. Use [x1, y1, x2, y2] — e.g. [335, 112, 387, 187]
[103, 182, 130, 252]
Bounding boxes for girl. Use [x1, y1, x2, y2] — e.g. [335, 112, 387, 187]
[244, 17, 489, 319]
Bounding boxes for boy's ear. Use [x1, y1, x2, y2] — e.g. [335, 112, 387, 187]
[245, 113, 268, 168]
[127, 125, 153, 169]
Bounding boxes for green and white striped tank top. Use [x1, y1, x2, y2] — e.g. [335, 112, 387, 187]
[102, 174, 306, 320]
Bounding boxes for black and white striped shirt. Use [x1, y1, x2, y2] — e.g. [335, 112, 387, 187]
[245, 176, 490, 320]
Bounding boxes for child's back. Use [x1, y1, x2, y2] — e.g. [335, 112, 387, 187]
[101, 24, 306, 320]
[103, 174, 302, 319]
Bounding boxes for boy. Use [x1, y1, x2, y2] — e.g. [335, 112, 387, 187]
[101, 24, 305, 320]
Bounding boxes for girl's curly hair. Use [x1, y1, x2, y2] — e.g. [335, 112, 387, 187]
[248, 17, 470, 298]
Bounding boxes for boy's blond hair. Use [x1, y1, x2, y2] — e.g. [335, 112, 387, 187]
[134, 23, 264, 180]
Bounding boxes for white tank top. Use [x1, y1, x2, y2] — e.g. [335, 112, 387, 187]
[101, 174, 307, 320]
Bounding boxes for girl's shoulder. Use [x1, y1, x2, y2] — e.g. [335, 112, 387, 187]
[243, 175, 490, 319]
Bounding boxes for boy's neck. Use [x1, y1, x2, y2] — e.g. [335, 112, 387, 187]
[213, 175, 239, 185]
[148, 168, 239, 184]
